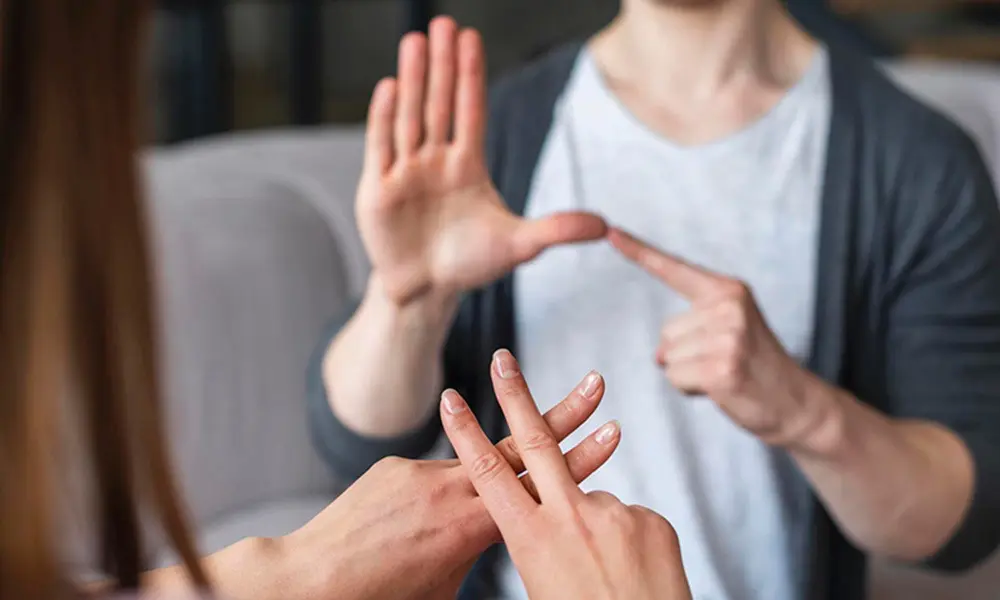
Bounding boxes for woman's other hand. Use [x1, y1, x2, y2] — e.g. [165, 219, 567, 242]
[282, 368, 620, 600]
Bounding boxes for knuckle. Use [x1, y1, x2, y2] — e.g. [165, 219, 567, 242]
[733, 281, 752, 300]
[550, 394, 581, 428]
[714, 360, 742, 393]
[587, 490, 619, 506]
[495, 437, 519, 462]
[604, 503, 636, 534]
[373, 455, 408, 474]
[518, 430, 559, 454]
[469, 452, 505, 483]
[657, 521, 682, 551]
[608, 500, 631, 522]
[716, 279, 741, 298]
[720, 333, 742, 358]
[631, 506, 680, 545]
[425, 478, 454, 505]
[727, 302, 748, 330]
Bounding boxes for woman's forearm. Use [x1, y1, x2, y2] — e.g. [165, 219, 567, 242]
[142, 537, 301, 600]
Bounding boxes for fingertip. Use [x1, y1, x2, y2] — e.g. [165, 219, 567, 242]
[441, 389, 468, 416]
[401, 30, 427, 49]
[458, 28, 484, 69]
[579, 370, 604, 403]
[580, 216, 609, 242]
[565, 419, 622, 485]
[557, 213, 609, 243]
[595, 420, 621, 445]
[606, 226, 633, 252]
[458, 27, 483, 47]
[492, 348, 521, 381]
[429, 14, 457, 35]
[373, 77, 397, 106]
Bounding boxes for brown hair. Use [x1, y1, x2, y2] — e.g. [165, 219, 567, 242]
[0, 1, 208, 596]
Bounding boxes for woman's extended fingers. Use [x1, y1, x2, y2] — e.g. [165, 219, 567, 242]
[395, 32, 428, 156]
[453, 28, 486, 156]
[496, 370, 604, 474]
[424, 17, 458, 144]
[521, 420, 621, 501]
[440, 389, 535, 530]
[491, 350, 579, 505]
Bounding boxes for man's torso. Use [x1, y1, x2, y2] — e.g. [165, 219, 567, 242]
[501, 47, 832, 600]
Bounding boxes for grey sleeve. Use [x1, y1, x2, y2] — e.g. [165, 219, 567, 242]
[880, 131, 1000, 571]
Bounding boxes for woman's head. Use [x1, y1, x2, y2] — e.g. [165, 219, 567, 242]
[0, 2, 206, 596]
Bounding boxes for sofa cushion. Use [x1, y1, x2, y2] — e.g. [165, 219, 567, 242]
[152, 126, 371, 297]
[146, 158, 348, 530]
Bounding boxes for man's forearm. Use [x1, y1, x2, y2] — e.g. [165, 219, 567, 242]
[324, 275, 458, 438]
[790, 376, 976, 562]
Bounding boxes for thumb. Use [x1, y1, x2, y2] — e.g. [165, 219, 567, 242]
[513, 212, 608, 262]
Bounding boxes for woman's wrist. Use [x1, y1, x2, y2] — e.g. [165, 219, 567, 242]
[178, 536, 304, 600]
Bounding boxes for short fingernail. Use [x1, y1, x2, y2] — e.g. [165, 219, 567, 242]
[494, 349, 519, 379]
[581, 371, 601, 398]
[442, 389, 467, 414]
[596, 420, 620, 444]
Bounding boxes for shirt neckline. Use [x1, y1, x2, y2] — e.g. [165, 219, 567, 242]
[569, 44, 830, 158]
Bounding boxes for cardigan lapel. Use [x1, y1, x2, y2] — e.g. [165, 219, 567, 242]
[804, 44, 864, 600]
[487, 43, 583, 432]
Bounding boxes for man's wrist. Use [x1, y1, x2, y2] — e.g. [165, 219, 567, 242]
[364, 272, 460, 336]
[784, 372, 850, 458]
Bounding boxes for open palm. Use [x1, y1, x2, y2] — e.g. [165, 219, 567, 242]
[356, 18, 606, 305]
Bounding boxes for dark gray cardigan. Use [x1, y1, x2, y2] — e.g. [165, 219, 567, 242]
[308, 44, 1000, 599]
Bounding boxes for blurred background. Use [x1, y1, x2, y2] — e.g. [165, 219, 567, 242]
[152, 0, 1000, 143]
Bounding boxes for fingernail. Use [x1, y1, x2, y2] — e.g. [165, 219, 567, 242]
[494, 349, 519, 379]
[596, 420, 620, 445]
[581, 371, 601, 398]
[442, 389, 467, 414]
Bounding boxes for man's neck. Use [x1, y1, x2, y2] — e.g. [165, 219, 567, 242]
[591, 0, 816, 100]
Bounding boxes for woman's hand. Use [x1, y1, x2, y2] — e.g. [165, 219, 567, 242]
[441, 350, 693, 600]
[281, 368, 621, 600]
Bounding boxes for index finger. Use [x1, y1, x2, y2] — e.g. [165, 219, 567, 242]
[607, 227, 718, 299]
[440, 389, 535, 531]
[491, 350, 580, 506]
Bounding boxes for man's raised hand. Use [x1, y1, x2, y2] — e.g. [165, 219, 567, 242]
[356, 17, 607, 306]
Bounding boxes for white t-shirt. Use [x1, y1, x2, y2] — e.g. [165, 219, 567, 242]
[502, 47, 831, 600]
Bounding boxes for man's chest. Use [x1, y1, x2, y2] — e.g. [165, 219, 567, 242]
[517, 132, 824, 363]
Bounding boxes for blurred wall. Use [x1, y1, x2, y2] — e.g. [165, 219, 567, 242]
[212, 0, 616, 127]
